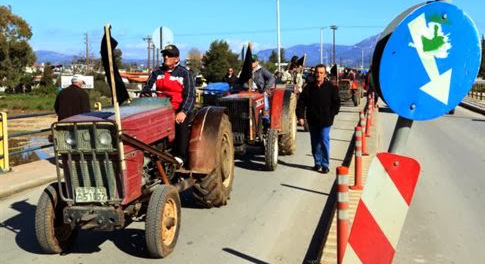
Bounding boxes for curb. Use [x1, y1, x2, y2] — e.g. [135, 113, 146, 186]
[460, 99, 485, 115]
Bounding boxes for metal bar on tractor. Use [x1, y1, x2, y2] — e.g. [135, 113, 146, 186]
[120, 133, 178, 164]
[105, 152, 116, 199]
[91, 124, 103, 188]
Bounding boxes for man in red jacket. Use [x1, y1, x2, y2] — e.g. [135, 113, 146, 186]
[144, 44, 196, 166]
[296, 64, 340, 173]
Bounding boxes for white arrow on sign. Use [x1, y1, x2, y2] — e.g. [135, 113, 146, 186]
[408, 13, 452, 105]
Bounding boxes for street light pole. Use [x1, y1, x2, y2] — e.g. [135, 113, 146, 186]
[361, 48, 364, 69]
[276, 0, 281, 73]
[320, 27, 324, 64]
[330, 25, 338, 66]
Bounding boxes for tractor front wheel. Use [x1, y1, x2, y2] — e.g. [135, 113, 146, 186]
[146, 185, 181, 258]
[265, 129, 279, 171]
[35, 183, 77, 254]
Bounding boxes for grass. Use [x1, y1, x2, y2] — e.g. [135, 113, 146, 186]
[0, 94, 56, 111]
[0, 92, 112, 112]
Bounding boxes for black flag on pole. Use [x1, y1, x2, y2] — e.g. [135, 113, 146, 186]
[296, 54, 306, 67]
[101, 30, 129, 105]
[238, 43, 253, 85]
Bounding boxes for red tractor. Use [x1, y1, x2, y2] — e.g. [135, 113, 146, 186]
[34, 97, 234, 258]
[216, 85, 297, 171]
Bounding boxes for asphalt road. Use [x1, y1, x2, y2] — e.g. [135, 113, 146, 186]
[0, 106, 359, 264]
[377, 105, 485, 264]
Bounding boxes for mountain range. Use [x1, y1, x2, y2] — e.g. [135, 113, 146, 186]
[35, 34, 380, 68]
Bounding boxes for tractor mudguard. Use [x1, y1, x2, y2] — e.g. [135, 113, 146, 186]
[188, 106, 228, 174]
[270, 88, 294, 132]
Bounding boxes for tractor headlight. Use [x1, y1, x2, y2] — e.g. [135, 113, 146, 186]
[99, 131, 112, 146]
[65, 133, 76, 146]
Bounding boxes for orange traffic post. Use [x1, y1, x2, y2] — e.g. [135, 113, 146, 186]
[337, 166, 350, 264]
[351, 126, 364, 190]
[359, 111, 369, 156]
[365, 110, 372, 138]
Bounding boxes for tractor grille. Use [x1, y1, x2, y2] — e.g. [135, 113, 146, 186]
[53, 122, 123, 203]
[217, 97, 249, 145]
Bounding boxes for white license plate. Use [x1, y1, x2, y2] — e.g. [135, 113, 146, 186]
[75, 187, 107, 203]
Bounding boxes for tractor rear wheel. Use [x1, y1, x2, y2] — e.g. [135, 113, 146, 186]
[279, 94, 297, 155]
[146, 185, 181, 258]
[265, 129, 279, 171]
[193, 114, 234, 208]
[35, 182, 77, 254]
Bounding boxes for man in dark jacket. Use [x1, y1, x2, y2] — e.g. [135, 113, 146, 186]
[144, 44, 195, 166]
[296, 64, 340, 173]
[222, 67, 238, 88]
[54, 75, 90, 121]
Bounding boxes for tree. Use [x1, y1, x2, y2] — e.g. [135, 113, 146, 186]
[268, 48, 286, 64]
[186, 48, 203, 75]
[479, 35, 485, 78]
[40, 63, 53, 86]
[202, 40, 239, 82]
[0, 5, 36, 89]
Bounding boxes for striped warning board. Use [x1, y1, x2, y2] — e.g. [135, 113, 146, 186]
[342, 152, 420, 264]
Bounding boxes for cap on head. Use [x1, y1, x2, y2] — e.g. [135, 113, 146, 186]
[251, 55, 259, 62]
[71, 74, 85, 84]
[161, 44, 180, 57]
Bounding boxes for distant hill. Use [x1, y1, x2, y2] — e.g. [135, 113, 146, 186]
[35, 34, 381, 68]
[256, 34, 380, 68]
[35, 50, 75, 64]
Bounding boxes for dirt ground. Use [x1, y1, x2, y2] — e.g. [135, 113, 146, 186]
[5, 109, 57, 132]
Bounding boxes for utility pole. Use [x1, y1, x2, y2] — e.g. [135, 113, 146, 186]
[143, 35, 152, 70]
[152, 43, 156, 69]
[276, 0, 281, 73]
[85, 33, 89, 71]
[330, 25, 338, 66]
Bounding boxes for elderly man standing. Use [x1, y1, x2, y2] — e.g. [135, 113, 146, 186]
[251, 55, 275, 120]
[296, 64, 340, 173]
[144, 44, 195, 166]
[54, 74, 90, 121]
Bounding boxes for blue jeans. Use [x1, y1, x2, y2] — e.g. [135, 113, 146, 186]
[309, 124, 331, 169]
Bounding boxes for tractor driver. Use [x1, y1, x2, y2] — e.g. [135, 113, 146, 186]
[143, 44, 196, 167]
[251, 55, 275, 120]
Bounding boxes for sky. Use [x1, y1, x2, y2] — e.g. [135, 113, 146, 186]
[3, 0, 484, 60]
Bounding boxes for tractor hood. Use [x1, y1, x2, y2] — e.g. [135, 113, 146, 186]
[59, 97, 172, 123]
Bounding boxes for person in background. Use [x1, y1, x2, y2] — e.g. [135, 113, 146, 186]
[223, 67, 238, 88]
[143, 44, 195, 167]
[296, 64, 340, 174]
[54, 74, 90, 121]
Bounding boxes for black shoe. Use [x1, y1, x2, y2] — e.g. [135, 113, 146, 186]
[313, 165, 322, 172]
[321, 167, 330, 174]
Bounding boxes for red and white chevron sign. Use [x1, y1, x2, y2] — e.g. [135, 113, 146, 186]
[342, 152, 420, 264]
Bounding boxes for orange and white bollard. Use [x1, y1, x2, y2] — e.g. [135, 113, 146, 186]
[359, 111, 369, 156]
[337, 166, 350, 264]
[351, 126, 364, 191]
[365, 110, 372, 138]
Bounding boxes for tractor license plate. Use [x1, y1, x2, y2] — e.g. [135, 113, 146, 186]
[75, 187, 107, 203]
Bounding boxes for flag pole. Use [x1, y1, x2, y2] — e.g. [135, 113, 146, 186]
[104, 24, 126, 171]
[248, 42, 254, 142]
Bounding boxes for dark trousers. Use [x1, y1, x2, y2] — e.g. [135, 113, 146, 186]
[174, 114, 191, 163]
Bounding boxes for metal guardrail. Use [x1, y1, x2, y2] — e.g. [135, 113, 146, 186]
[0, 111, 55, 172]
[0, 102, 106, 173]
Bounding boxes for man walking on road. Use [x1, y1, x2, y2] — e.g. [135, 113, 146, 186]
[296, 64, 340, 173]
[54, 75, 90, 121]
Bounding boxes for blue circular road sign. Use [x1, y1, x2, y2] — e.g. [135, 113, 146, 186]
[375, 2, 481, 120]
